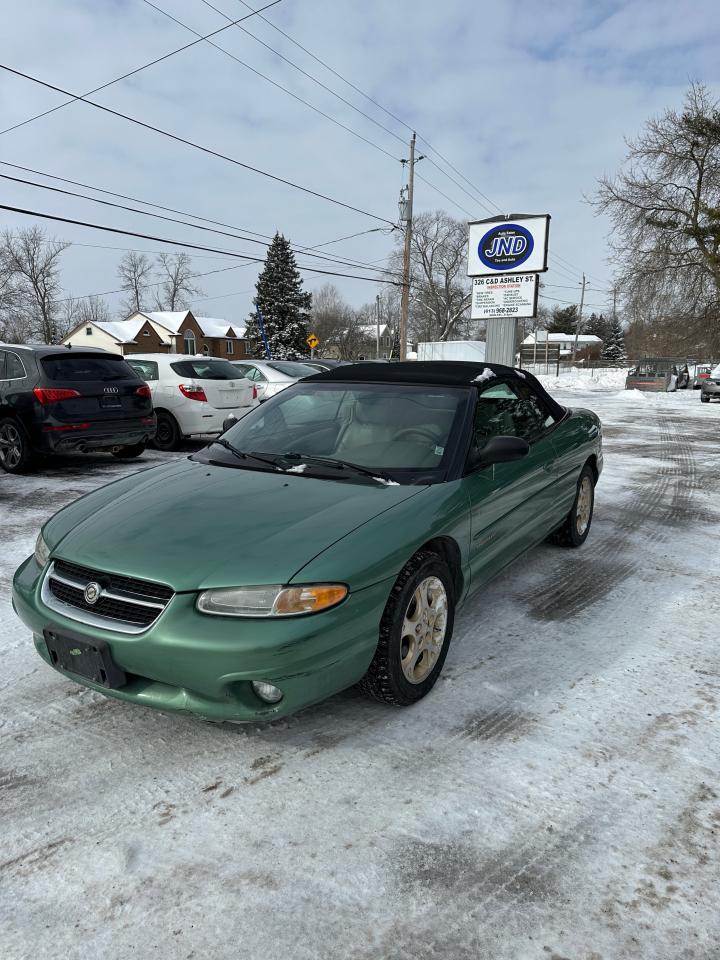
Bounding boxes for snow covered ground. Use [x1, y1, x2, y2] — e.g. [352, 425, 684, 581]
[2, 385, 720, 960]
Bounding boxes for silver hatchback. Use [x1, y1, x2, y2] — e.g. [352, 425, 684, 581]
[700, 365, 720, 402]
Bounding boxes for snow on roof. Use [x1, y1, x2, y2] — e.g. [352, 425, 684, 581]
[357, 323, 389, 337]
[142, 311, 191, 333]
[522, 333, 602, 345]
[194, 316, 245, 338]
[94, 318, 151, 343]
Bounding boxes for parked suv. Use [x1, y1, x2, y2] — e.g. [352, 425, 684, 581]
[125, 354, 257, 450]
[700, 364, 720, 403]
[0, 345, 156, 473]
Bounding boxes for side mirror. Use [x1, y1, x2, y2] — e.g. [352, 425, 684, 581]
[221, 415, 238, 434]
[467, 435, 530, 471]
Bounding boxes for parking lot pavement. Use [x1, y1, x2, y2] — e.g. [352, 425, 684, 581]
[2, 388, 720, 960]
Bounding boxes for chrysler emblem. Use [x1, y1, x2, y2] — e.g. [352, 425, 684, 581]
[84, 582, 102, 605]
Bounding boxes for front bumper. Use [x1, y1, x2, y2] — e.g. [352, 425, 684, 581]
[12, 555, 390, 722]
[33, 416, 157, 453]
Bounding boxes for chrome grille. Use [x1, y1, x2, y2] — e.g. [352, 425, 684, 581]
[42, 560, 173, 634]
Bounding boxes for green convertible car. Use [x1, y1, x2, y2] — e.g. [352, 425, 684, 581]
[12, 361, 602, 722]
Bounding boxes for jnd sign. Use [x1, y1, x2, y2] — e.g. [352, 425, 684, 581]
[467, 214, 550, 277]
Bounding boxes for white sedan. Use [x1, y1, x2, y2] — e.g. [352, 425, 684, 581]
[126, 354, 257, 450]
[230, 359, 320, 400]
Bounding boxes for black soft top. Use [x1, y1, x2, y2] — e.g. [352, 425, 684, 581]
[306, 360, 566, 421]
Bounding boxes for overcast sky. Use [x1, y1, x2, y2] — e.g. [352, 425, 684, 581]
[1, 0, 719, 326]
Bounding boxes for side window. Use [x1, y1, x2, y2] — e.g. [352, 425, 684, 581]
[472, 382, 518, 448]
[0, 351, 6, 380]
[511, 380, 556, 438]
[6, 352, 26, 379]
[127, 359, 158, 381]
[472, 380, 554, 448]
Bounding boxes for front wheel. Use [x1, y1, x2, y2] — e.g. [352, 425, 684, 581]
[548, 464, 595, 548]
[701, 394, 710, 403]
[359, 550, 455, 706]
[0, 417, 33, 473]
[112, 442, 146, 459]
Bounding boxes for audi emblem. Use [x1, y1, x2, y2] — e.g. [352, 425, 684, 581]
[104, 386, 119, 394]
[84, 582, 102, 605]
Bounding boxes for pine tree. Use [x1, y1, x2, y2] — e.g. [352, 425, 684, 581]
[601, 316, 628, 364]
[584, 312, 610, 341]
[547, 304, 578, 334]
[246, 233, 311, 359]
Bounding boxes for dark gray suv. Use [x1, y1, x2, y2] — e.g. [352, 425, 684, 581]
[0, 345, 157, 473]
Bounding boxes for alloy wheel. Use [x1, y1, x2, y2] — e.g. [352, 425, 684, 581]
[576, 476, 593, 536]
[0, 422, 22, 469]
[399, 576, 449, 684]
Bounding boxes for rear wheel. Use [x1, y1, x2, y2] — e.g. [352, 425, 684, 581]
[152, 412, 180, 451]
[0, 417, 33, 473]
[548, 464, 595, 548]
[359, 550, 455, 706]
[701, 394, 710, 403]
[111, 442, 146, 459]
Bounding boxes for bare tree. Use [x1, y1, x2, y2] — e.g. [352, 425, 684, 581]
[593, 82, 720, 353]
[153, 253, 203, 311]
[118, 251, 154, 315]
[1, 227, 70, 343]
[390, 211, 471, 343]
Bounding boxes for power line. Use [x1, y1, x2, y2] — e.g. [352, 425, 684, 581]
[0, 202, 403, 287]
[195, 0, 406, 147]
[142, 0, 399, 163]
[197, 0, 498, 216]
[538, 293, 609, 308]
[0, 0, 285, 138]
[0, 64, 396, 226]
[0, 160, 392, 270]
[0, 171, 396, 276]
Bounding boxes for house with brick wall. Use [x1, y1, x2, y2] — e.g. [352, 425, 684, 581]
[62, 310, 248, 358]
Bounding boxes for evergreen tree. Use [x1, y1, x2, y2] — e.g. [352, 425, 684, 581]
[547, 304, 578, 334]
[601, 316, 628, 364]
[584, 312, 610, 341]
[246, 233, 311, 359]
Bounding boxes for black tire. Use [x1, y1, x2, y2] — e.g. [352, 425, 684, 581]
[359, 550, 455, 706]
[152, 411, 180, 451]
[547, 464, 595, 548]
[0, 417, 34, 474]
[111, 442, 146, 459]
[701, 394, 710, 403]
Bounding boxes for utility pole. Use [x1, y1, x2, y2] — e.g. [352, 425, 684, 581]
[573, 272, 586, 360]
[375, 293, 381, 359]
[398, 132, 416, 362]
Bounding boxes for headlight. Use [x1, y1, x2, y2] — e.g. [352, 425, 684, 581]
[196, 583, 348, 617]
[34, 531, 50, 568]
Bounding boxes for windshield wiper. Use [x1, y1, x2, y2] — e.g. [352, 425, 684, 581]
[281, 452, 397, 485]
[209, 438, 284, 471]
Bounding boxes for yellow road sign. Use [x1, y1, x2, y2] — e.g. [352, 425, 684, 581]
[306, 333, 319, 349]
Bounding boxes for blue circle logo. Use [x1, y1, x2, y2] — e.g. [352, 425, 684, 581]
[478, 223, 534, 271]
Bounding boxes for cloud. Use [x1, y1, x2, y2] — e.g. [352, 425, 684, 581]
[0, 0, 718, 324]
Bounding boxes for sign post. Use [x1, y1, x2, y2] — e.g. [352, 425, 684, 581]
[467, 214, 550, 366]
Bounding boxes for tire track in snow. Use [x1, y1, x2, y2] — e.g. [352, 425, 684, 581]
[527, 414, 697, 621]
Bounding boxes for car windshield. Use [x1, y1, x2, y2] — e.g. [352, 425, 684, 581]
[266, 361, 319, 378]
[197, 382, 468, 480]
[170, 359, 243, 380]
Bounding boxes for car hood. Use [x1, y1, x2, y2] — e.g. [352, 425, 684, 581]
[45, 459, 427, 591]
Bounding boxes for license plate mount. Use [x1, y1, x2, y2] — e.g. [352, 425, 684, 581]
[43, 629, 127, 688]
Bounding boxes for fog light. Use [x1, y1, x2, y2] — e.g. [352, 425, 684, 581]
[251, 681, 283, 704]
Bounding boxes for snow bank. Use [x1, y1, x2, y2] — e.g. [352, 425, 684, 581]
[535, 367, 628, 392]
